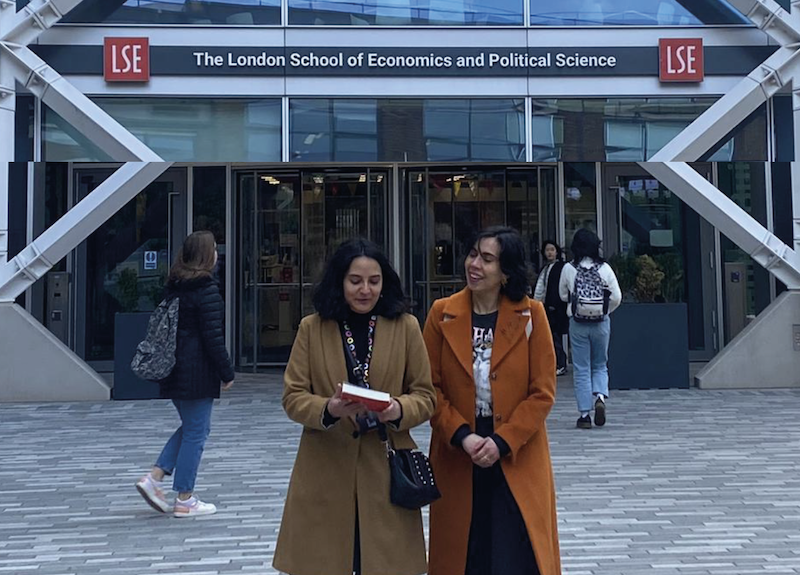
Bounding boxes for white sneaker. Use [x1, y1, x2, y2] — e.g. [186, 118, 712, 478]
[173, 496, 217, 518]
[135, 474, 171, 513]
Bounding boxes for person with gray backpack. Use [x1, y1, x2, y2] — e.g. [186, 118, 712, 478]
[134, 231, 234, 517]
[559, 229, 621, 429]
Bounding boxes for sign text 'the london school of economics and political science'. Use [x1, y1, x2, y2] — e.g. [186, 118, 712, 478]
[191, 50, 617, 72]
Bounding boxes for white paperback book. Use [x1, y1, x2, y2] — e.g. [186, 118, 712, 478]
[340, 382, 392, 411]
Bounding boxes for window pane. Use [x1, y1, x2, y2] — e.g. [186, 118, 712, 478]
[290, 0, 523, 25]
[564, 162, 597, 258]
[533, 98, 767, 162]
[63, 0, 280, 25]
[43, 98, 281, 162]
[531, 0, 748, 26]
[291, 99, 524, 162]
[192, 166, 228, 298]
[716, 162, 771, 344]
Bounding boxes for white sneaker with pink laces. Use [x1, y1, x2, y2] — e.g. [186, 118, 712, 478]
[135, 474, 171, 513]
[173, 496, 217, 517]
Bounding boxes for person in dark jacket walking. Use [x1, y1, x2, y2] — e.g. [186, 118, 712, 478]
[533, 240, 569, 376]
[135, 230, 234, 517]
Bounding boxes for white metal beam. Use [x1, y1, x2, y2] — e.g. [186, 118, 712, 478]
[639, 3, 800, 288]
[641, 162, 800, 288]
[0, 0, 13, 266]
[0, 0, 85, 46]
[0, 42, 163, 162]
[726, 0, 800, 45]
[0, 162, 174, 302]
[649, 47, 800, 162]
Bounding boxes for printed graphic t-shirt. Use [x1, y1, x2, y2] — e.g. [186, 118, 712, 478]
[472, 311, 498, 417]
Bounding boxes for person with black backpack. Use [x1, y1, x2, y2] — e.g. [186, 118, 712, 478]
[135, 231, 234, 517]
[558, 229, 621, 429]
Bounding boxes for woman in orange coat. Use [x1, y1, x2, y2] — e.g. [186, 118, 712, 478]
[423, 226, 561, 575]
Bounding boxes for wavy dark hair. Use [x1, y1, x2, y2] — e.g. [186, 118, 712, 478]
[169, 230, 216, 282]
[570, 228, 604, 264]
[470, 226, 530, 302]
[540, 239, 563, 261]
[313, 238, 407, 320]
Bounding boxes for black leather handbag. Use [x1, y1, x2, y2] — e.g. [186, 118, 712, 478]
[341, 329, 440, 509]
[379, 424, 441, 510]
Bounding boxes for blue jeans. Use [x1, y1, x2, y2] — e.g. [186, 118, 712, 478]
[155, 398, 214, 493]
[569, 317, 611, 414]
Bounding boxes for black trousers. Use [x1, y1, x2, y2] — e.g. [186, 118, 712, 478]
[551, 328, 567, 370]
[465, 418, 541, 575]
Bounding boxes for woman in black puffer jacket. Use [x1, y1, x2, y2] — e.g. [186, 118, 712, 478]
[135, 231, 234, 518]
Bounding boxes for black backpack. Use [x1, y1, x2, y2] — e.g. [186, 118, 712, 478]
[130, 296, 180, 381]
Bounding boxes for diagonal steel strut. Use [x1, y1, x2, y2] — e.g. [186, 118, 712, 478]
[0, 0, 86, 46]
[638, 1, 800, 284]
[0, 162, 174, 302]
[0, 0, 168, 295]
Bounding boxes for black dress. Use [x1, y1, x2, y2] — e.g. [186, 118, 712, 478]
[464, 312, 541, 575]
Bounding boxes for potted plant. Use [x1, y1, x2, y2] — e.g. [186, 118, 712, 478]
[606, 253, 690, 389]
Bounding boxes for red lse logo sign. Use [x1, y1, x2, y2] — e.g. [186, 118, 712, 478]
[104, 37, 150, 82]
[659, 38, 703, 82]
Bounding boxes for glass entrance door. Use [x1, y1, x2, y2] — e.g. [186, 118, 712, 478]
[408, 166, 558, 321]
[602, 163, 718, 360]
[73, 166, 188, 370]
[236, 168, 389, 368]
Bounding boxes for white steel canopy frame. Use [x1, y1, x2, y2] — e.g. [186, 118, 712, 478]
[0, 0, 172, 293]
[639, 0, 800, 289]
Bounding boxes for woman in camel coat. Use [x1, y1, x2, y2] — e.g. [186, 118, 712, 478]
[423, 226, 561, 575]
[273, 238, 436, 575]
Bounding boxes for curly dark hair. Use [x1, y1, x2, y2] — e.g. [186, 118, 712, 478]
[470, 226, 531, 302]
[570, 228, 604, 265]
[313, 238, 408, 321]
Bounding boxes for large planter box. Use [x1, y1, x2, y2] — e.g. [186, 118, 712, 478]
[113, 312, 161, 400]
[607, 302, 689, 390]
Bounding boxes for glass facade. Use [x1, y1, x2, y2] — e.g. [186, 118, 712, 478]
[530, 0, 748, 26]
[563, 162, 597, 255]
[33, 0, 751, 25]
[407, 167, 558, 319]
[235, 168, 388, 366]
[532, 99, 767, 162]
[290, 99, 525, 162]
[58, 0, 281, 25]
[289, 0, 523, 25]
[716, 162, 771, 344]
[73, 168, 187, 362]
[43, 98, 281, 162]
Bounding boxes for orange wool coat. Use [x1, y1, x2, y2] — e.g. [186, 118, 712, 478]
[423, 289, 562, 575]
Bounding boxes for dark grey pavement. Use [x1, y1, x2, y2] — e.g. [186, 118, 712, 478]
[1, 371, 799, 574]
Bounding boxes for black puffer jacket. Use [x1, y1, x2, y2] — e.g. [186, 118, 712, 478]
[160, 276, 235, 400]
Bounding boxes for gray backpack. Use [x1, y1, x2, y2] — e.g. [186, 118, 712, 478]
[571, 263, 609, 322]
[130, 296, 180, 381]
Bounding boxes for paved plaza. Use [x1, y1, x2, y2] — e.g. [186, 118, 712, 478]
[1, 371, 799, 575]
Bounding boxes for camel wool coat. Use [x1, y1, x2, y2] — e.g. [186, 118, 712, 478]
[423, 289, 562, 575]
[273, 312, 436, 575]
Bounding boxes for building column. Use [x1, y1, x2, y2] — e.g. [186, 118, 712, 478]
[0, 1, 15, 267]
[793, 85, 800, 254]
